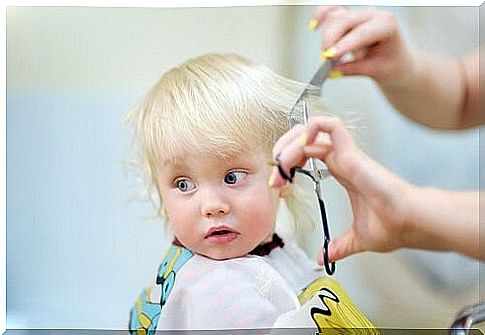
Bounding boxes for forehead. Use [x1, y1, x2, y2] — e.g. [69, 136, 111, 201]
[161, 147, 270, 171]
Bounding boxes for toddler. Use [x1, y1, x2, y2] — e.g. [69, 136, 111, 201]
[126, 53, 375, 333]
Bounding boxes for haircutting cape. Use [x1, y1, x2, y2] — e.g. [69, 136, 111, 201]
[129, 241, 378, 333]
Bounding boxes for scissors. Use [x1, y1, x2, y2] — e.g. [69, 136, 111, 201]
[276, 58, 336, 276]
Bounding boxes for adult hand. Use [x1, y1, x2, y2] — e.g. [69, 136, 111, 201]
[269, 116, 412, 262]
[310, 6, 480, 129]
[310, 6, 414, 83]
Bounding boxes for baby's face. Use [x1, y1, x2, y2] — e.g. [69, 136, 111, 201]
[157, 149, 279, 260]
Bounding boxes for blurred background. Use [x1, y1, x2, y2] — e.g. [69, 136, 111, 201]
[6, 5, 481, 330]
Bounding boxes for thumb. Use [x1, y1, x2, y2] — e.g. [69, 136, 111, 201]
[315, 236, 351, 265]
[328, 229, 362, 262]
[335, 58, 377, 77]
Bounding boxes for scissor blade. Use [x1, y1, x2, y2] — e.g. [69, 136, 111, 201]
[288, 59, 336, 127]
[308, 59, 336, 89]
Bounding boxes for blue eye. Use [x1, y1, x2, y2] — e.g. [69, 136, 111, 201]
[175, 179, 196, 192]
[224, 171, 247, 185]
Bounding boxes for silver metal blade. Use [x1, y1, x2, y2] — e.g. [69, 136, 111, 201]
[308, 59, 336, 90]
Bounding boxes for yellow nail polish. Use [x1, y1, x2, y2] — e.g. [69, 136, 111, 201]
[298, 133, 308, 146]
[308, 19, 318, 31]
[323, 47, 337, 59]
[329, 69, 343, 79]
[268, 172, 275, 187]
[319, 50, 327, 62]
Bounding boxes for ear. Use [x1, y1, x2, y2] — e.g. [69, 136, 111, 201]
[278, 183, 294, 199]
[159, 206, 167, 219]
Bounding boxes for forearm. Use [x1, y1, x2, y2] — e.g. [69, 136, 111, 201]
[377, 50, 475, 130]
[402, 186, 480, 259]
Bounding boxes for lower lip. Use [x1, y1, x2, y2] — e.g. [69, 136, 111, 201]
[205, 232, 239, 244]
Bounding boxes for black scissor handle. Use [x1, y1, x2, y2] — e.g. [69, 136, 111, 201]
[274, 153, 295, 183]
[323, 237, 336, 276]
[317, 195, 335, 276]
[274, 153, 336, 276]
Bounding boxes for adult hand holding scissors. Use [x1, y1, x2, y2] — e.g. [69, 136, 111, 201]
[310, 6, 479, 130]
[269, 116, 480, 262]
[310, 6, 412, 82]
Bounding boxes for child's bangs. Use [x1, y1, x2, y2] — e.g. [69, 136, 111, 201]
[138, 53, 314, 170]
[156, 89, 273, 164]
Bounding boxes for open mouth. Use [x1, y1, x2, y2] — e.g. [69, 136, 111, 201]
[205, 226, 239, 244]
[209, 230, 233, 236]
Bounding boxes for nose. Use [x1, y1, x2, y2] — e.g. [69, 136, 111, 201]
[200, 187, 230, 218]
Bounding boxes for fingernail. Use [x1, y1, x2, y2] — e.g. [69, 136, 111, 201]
[329, 69, 343, 79]
[298, 133, 308, 146]
[268, 170, 276, 187]
[307, 19, 318, 31]
[319, 50, 327, 62]
[321, 47, 337, 60]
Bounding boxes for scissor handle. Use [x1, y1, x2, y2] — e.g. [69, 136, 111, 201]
[293, 167, 336, 276]
[281, 101, 336, 276]
[319, 197, 335, 276]
[323, 238, 336, 275]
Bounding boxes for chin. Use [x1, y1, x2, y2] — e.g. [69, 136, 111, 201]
[202, 250, 248, 261]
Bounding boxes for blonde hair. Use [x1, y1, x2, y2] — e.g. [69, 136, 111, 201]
[125, 53, 324, 243]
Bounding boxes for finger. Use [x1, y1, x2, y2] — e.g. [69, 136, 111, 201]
[275, 120, 334, 172]
[272, 123, 305, 157]
[328, 229, 363, 262]
[305, 116, 355, 153]
[350, 47, 369, 62]
[306, 131, 332, 149]
[316, 246, 323, 266]
[276, 131, 310, 177]
[269, 124, 307, 188]
[311, 5, 344, 27]
[332, 47, 369, 76]
[333, 16, 396, 58]
[270, 121, 332, 188]
[315, 131, 331, 145]
[271, 126, 333, 189]
[304, 116, 369, 192]
[302, 140, 333, 161]
[328, 192, 361, 262]
[319, 228, 361, 263]
[335, 57, 380, 77]
[272, 116, 355, 188]
[320, 9, 374, 54]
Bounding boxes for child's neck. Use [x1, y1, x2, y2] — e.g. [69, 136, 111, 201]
[172, 233, 284, 257]
[249, 233, 284, 256]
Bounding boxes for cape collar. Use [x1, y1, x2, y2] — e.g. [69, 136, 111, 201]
[172, 233, 284, 257]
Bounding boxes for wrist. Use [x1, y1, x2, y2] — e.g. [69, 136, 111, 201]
[351, 153, 415, 252]
[400, 184, 457, 253]
[396, 182, 422, 250]
[377, 47, 420, 89]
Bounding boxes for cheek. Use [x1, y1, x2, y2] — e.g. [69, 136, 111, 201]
[163, 197, 195, 239]
[160, 192, 188, 224]
[240, 187, 279, 225]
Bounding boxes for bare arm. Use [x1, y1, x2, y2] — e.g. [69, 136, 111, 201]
[312, 6, 481, 130]
[402, 187, 479, 259]
[378, 51, 479, 130]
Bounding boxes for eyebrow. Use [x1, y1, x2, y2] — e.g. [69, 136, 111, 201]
[160, 148, 265, 170]
[162, 164, 190, 177]
[161, 156, 188, 167]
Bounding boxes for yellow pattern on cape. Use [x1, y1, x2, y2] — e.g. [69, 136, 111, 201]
[298, 277, 379, 334]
